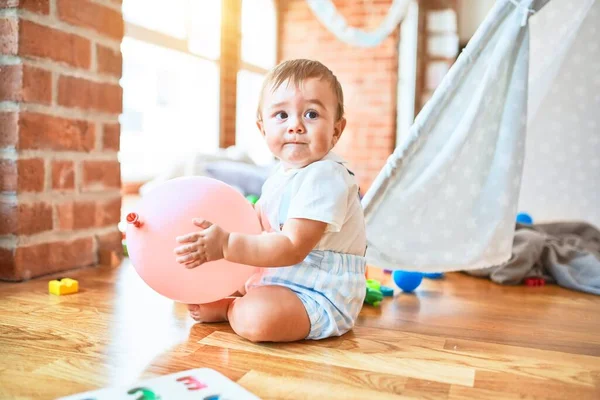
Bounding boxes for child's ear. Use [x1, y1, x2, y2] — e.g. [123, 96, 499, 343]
[256, 120, 265, 137]
[333, 118, 346, 145]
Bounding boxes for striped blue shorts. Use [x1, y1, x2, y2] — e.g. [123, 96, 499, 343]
[245, 250, 367, 340]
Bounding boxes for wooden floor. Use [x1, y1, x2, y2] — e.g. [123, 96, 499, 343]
[1, 262, 599, 399]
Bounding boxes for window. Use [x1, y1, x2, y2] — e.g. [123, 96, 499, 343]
[120, 0, 221, 182]
[236, 0, 278, 166]
[119, 0, 278, 181]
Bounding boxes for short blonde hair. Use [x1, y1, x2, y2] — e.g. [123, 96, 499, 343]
[256, 59, 345, 122]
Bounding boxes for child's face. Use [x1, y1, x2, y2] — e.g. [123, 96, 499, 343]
[257, 77, 346, 169]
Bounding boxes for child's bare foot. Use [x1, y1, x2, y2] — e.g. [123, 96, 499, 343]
[187, 298, 235, 323]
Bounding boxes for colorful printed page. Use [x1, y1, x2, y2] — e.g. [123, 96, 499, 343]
[57, 368, 261, 400]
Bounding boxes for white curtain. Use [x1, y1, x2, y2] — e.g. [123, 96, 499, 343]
[362, 0, 559, 272]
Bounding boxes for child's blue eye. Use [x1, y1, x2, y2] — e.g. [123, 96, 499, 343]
[275, 111, 288, 120]
[305, 110, 318, 119]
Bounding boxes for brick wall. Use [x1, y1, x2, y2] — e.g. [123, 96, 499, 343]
[0, 0, 124, 281]
[278, 0, 457, 192]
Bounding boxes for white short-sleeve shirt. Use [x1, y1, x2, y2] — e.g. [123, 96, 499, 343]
[257, 152, 367, 256]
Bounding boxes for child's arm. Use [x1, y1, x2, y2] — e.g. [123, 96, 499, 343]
[226, 218, 326, 267]
[174, 218, 326, 269]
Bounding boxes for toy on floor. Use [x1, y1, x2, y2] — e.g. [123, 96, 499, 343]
[516, 212, 533, 225]
[366, 279, 394, 296]
[392, 270, 423, 292]
[245, 194, 259, 204]
[365, 287, 384, 306]
[125, 177, 260, 304]
[366, 278, 381, 291]
[423, 272, 444, 279]
[524, 277, 545, 287]
[380, 285, 394, 296]
[364, 279, 394, 306]
[49, 278, 79, 296]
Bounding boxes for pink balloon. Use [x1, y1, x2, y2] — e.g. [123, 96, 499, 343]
[125, 177, 261, 304]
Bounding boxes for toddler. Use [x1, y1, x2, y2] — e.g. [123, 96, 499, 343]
[174, 59, 367, 342]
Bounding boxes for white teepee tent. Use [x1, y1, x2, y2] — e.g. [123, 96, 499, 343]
[359, 0, 599, 272]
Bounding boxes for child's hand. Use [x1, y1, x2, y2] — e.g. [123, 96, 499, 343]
[174, 219, 229, 268]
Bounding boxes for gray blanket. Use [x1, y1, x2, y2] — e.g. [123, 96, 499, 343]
[467, 221, 600, 295]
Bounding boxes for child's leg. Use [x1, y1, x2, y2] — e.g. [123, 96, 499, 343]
[187, 298, 235, 323]
[228, 285, 310, 343]
[187, 285, 246, 322]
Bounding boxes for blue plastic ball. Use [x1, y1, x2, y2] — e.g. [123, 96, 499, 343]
[516, 212, 533, 225]
[392, 270, 423, 293]
[423, 272, 444, 279]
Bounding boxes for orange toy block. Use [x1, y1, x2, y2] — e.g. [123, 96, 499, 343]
[48, 278, 79, 295]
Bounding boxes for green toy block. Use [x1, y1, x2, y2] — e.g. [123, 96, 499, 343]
[366, 279, 381, 291]
[364, 287, 383, 307]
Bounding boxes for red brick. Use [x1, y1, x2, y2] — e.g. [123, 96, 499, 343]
[0, 201, 52, 235]
[18, 157, 44, 192]
[19, 112, 95, 151]
[0, 159, 17, 191]
[102, 123, 120, 151]
[22, 64, 51, 104]
[96, 44, 122, 77]
[0, 0, 50, 13]
[81, 160, 121, 190]
[22, 0, 50, 14]
[0, 202, 17, 234]
[19, 20, 91, 68]
[97, 229, 121, 251]
[51, 160, 75, 190]
[13, 242, 51, 280]
[5, 237, 95, 281]
[96, 197, 121, 227]
[0, 158, 45, 192]
[19, 201, 53, 234]
[57, 0, 124, 40]
[0, 64, 20, 101]
[57, 75, 122, 114]
[56, 200, 95, 230]
[0, 64, 52, 103]
[96, 229, 123, 266]
[0, 18, 18, 55]
[0, 246, 17, 281]
[0, 112, 18, 148]
[56, 198, 120, 230]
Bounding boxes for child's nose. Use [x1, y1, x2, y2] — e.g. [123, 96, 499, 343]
[287, 117, 305, 134]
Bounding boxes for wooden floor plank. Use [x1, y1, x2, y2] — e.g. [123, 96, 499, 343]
[1, 262, 599, 399]
[151, 344, 413, 396]
[200, 331, 476, 386]
[237, 370, 417, 400]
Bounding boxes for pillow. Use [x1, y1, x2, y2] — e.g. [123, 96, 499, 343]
[204, 161, 271, 196]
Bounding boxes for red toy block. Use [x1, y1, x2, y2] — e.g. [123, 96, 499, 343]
[524, 277, 545, 287]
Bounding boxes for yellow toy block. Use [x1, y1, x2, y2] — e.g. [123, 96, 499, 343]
[49, 278, 79, 295]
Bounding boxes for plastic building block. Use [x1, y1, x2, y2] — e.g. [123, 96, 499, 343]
[380, 285, 394, 296]
[423, 272, 444, 279]
[49, 278, 79, 295]
[366, 279, 381, 291]
[364, 287, 383, 306]
[524, 277, 545, 287]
